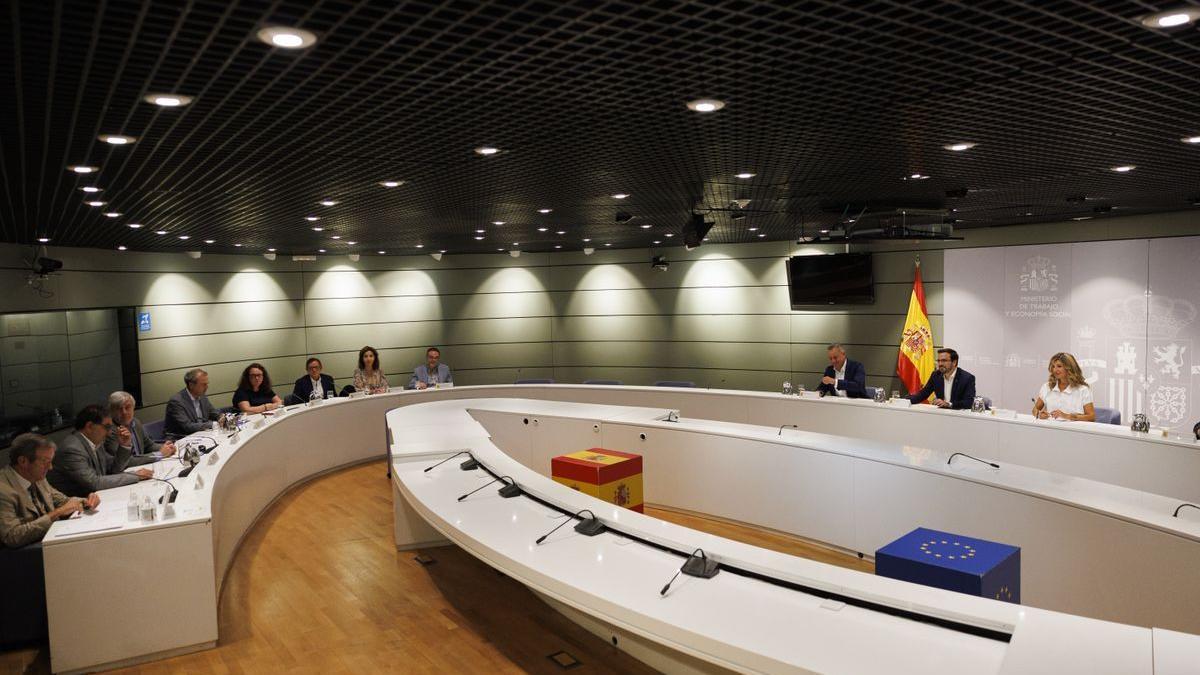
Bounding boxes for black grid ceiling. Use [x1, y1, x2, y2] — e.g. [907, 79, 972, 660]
[1, 0, 1198, 256]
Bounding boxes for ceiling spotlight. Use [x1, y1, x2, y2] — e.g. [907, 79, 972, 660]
[305, 216, 320, 221]
[1072, 216, 1093, 221]
[104, 212, 121, 218]
[379, 180, 403, 187]
[99, 134, 136, 145]
[68, 165, 98, 174]
[537, 227, 548, 232]
[1181, 136, 1200, 144]
[415, 244, 424, 248]
[554, 245, 562, 249]
[538, 208, 552, 214]
[582, 238, 591, 242]
[348, 241, 357, 245]
[318, 248, 326, 253]
[267, 248, 277, 252]
[234, 243, 243, 247]
[85, 201, 106, 207]
[906, 173, 930, 180]
[664, 233, 675, 238]
[37, 237, 49, 243]
[612, 193, 629, 199]
[492, 221, 506, 225]
[178, 235, 190, 240]
[556, 230, 565, 235]
[256, 26, 318, 49]
[128, 223, 142, 228]
[640, 224, 652, 229]
[80, 186, 101, 193]
[312, 226, 324, 231]
[205, 239, 214, 244]
[155, 230, 167, 235]
[143, 93, 193, 107]
[474, 146, 501, 156]
[653, 240, 661, 245]
[378, 250, 386, 254]
[331, 235, 341, 239]
[319, 200, 338, 206]
[943, 143, 976, 152]
[1110, 165, 1136, 172]
[117, 245, 127, 251]
[757, 233, 766, 238]
[475, 229, 485, 234]
[1140, 8, 1200, 28]
[735, 172, 756, 179]
[474, 236, 484, 240]
[747, 226, 758, 231]
[686, 98, 725, 112]
[605, 243, 612, 246]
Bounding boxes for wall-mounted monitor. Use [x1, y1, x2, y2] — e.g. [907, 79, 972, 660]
[786, 253, 875, 307]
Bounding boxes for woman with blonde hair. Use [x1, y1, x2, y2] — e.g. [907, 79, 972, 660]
[1032, 352, 1095, 422]
[353, 345, 389, 394]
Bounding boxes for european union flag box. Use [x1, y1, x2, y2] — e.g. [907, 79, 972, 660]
[875, 527, 1020, 603]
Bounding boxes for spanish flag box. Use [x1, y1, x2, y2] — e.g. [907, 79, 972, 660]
[551, 448, 643, 513]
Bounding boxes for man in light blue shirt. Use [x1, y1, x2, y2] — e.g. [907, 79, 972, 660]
[409, 346, 452, 389]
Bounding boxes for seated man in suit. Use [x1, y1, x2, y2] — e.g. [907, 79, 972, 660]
[1, 433, 99, 548]
[293, 357, 337, 402]
[906, 347, 977, 409]
[164, 368, 221, 440]
[47, 404, 152, 498]
[408, 346, 453, 390]
[818, 343, 868, 398]
[106, 390, 176, 467]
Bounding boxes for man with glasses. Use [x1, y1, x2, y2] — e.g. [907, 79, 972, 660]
[47, 404, 153, 498]
[1, 433, 99, 548]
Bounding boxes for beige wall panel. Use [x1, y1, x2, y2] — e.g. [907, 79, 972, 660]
[51, 269, 301, 309]
[554, 286, 785, 316]
[303, 291, 554, 325]
[138, 328, 308, 374]
[140, 356, 299, 408]
[789, 282, 944, 315]
[0, 312, 67, 337]
[546, 367, 785, 391]
[873, 250, 944, 282]
[448, 342, 553, 371]
[303, 265, 550, 299]
[789, 313, 946, 346]
[135, 300, 304, 339]
[304, 251, 549, 273]
[552, 314, 789, 343]
[460, 367, 555, 386]
[67, 329, 120, 361]
[1, 334, 69, 365]
[0, 270, 68, 312]
[548, 256, 784, 292]
[552, 340, 790, 371]
[790, 343, 901, 378]
[64, 309, 116, 334]
[304, 317, 551, 354]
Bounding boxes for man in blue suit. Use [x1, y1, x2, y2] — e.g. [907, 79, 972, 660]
[293, 357, 337, 402]
[818, 343, 868, 398]
[906, 347, 977, 409]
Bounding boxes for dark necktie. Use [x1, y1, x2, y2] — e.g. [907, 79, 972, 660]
[28, 485, 46, 516]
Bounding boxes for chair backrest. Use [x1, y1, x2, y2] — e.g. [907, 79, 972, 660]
[142, 419, 166, 443]
[583, 379, 622, 385]
[514, 378, 554, 384]
[282, 393, 304, 407]
[1094, 406, 1121, 425]
[654, 380, 695, 388]
[982, 396, 993, 410]
[864, 386, 879, 399]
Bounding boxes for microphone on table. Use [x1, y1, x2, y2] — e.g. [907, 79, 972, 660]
[457, 475, 521, 501]
[535, 508, 605, 545]
[424, 450, 479, 472]
[1172, 503, 1200, 518]
[660, 548, 720, 596]
[141, 476, 181, 504]
[778, 424, 799, 436]
[947, 452, 999, 469]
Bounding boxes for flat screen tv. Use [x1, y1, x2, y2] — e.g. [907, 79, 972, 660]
[786, 253, 874, 307]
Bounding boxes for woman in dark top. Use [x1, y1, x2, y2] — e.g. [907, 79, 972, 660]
[233, 362, 283, 414]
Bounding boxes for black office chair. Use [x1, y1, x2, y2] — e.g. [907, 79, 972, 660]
[340, 385, 357, 397]
[515, 378, 555, 384]
[283, 393, 304, 406]
[583, 379, 623, 385]
[654, 380, 695, 388]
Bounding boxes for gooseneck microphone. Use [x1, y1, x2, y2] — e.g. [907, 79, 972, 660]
[141, 476, 180, 504]
[457, 476, 521, 501]
[535, 509, 605, 545]
[947, 452, 1000, 469]
[1173, 503, 1199, 518]
[778, 424, 799, 436]
[424, 451, 475, 472]
[660, 548, 721, 596]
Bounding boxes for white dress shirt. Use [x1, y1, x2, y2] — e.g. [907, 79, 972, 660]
[942, 369, 956, 404]
[1038, 381, 1094, 416]
[834, 363, 847, 397]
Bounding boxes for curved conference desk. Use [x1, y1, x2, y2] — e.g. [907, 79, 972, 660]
[41, 385, 1200, 674]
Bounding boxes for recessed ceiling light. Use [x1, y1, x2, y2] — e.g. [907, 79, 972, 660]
[80, 186, 101, 193]
[311, 226, 324, 231]
[117, 245, 127, 251]
[538, 208, 552, 214]
[318, 249, 326, 253]
[907, 173, 930, 180]
[178, 235, 190, 240]
[378, 250, 386, 254]
[686, 98, 725, 112]
[234, 243, 243, 247]
[1072, 216, 1093, 221]
[37, 237, 49, 243]
[256, 26, 318, 49]
[757, 233, 766, 238]
[379, 180, 403, 188]
[330, 235, 341, 240]
[205, 239, 214, 244]
[1140, 8, 1200, 28]
[556, 230, 565, 235]
[640, 224, 651, 229]
[305, 216, 320, 221]
[347, 241, 356, 245]
[537, 227, 548, 232]
[99, 134, 136, 145]
[735, 172, 755, 179]
[605, 243, 612, 246]
[474, 146, 500, 156]
[475, 229, 485, 233]
[748, 227, 759, 231]
[474, 236, 484, 240]
[664, 233, 675, 238]
[612, 193, 629, 199]
[512, 242, 520, 246]
[439, 249, 446, 253]
[1181, 136, 1200, 144]
[582, 238, 591, 242]
[1110, 165, 1135, 172]
[492, 221, 506, 225]
[127, 223, 142, 229]
[85, 201, 106, 207]
[653, 240, 661, 245]
[104, 212, 121, 218]
[267, 248, 276, 252]
[155, 230, 167, 235]
[319, 200, 338, 206]
[143, 93, 193, 107]
[68, 165, 98, 174]
[416, 244, 424, 248]
[943, 143, 976, 152]
[554, 244, 562, 249]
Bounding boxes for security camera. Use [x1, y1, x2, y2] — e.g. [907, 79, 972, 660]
[430, 252, 443, 261]
[185, 251, 202, 259]
[33, 257, 63, 276]
[650, 255, 669, 272]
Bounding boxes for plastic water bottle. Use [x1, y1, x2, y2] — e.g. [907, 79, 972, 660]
[310, 388, 322, 405]
[127, 489, 140, 522]
[782, 380, 793, 395]
[972, 396, 986, 413]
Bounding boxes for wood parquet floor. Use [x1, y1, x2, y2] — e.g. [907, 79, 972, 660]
[1, 460, 870, 674]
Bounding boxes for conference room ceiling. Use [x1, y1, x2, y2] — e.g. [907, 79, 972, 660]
[1, 0, 1199, 256]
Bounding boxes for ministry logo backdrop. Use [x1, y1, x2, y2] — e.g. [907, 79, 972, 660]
[946, 237, 1200, 431]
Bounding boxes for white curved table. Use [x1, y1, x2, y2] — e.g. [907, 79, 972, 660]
[39, 385, 1200, 673]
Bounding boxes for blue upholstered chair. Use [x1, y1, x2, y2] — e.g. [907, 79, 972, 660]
[514, 378, 555, 384]
[583, 379, 623, 385]
[1094, 406, 1121, 425]
[143, 418, 166, 443]
[654, 380, 695, 388]
[864, 386, 880, 400]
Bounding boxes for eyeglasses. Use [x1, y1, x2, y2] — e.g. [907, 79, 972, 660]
[249, 372, 264, 378]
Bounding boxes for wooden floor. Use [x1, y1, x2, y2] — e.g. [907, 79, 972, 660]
[1, 460, 870, 674]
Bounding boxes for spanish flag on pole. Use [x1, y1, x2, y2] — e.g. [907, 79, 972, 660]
[897, 259, 936, 397]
